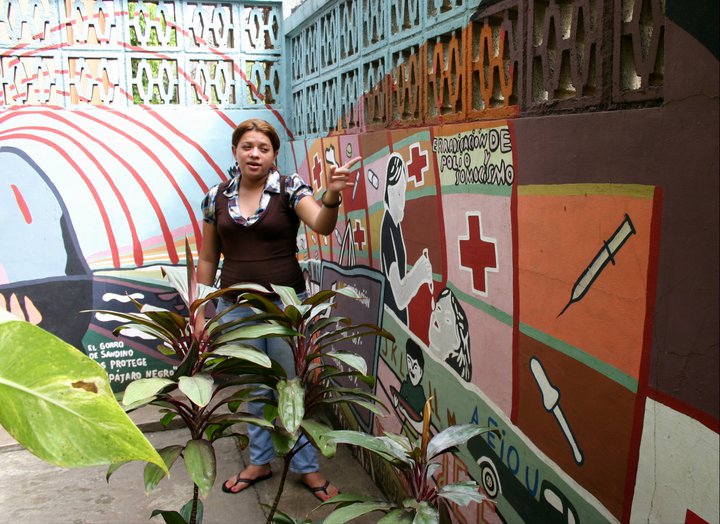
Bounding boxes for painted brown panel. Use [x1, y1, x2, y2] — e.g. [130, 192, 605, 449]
[517, 332, 636, 519]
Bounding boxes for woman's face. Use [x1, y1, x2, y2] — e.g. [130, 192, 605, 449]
[232, 130, 278, 182]
[428, 293, 459, 359]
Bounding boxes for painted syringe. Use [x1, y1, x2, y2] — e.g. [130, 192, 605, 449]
[558, 213, 636, 317]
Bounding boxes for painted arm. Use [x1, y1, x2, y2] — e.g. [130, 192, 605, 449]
[385, 253, 433, 311]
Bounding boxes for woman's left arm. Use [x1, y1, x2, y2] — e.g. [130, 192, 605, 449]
[296, 156, 362, 235]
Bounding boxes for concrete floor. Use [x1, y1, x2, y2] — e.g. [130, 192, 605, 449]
[0, 407, 388, 524]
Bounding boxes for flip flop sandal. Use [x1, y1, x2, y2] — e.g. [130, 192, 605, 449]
[306, 480, 339, 502]
[221, 471, 273, 494]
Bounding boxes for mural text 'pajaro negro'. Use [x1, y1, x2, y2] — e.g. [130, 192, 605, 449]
[433, 125, 514, 188]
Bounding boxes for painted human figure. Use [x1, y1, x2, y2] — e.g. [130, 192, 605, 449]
[380, 153, 433, 324]
[428, 287, 472, 382]
[391, 338, 426, 433]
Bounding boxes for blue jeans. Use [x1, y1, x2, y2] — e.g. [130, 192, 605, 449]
[217, 295, 318, 474]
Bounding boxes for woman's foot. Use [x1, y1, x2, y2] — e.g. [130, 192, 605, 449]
[222, 464, 272, 494]
[301, 471, 340, 502]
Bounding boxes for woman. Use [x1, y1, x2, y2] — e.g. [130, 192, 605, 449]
[197, 118, 358, 501]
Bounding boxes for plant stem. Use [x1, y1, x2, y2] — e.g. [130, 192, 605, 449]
[265, 454, 292, 524]
[189, 484, 199, 524]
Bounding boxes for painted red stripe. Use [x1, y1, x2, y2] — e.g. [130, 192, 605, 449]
[506, 120, 521, 424]
[0, 132, 119, 267]
[2, 107, 191, 264]
[648, 387, 719, 434]
[2, 125, 143, 266]
[1, 108, 186, 264]
[620, 186, 665, 524]
[10, 184, 32, 224]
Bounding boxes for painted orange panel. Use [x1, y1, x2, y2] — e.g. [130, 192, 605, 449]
[518, 187, 656, 381]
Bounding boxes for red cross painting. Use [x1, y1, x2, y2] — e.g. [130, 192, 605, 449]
[353, 219, 366, 251]
[458, 212, 498, 296]
[311, 153, 323, 189]
[407, 142, 429, 186]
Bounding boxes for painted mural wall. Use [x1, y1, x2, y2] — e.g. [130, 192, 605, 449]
[0, 0, 289, 384]
[0, 0, 717, 523]
[283, 0, 719, 523]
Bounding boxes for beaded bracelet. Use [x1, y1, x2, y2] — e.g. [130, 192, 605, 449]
[321, 190, 342, 208]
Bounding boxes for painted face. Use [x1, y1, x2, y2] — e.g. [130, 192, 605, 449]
[406, 354, 423, 386]
[232, 130, 278, 182]
[428, 293, 459, 360]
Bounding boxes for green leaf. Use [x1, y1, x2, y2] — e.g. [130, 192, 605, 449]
[184, 439, 216, 498]
[305, 305, 335, 327]
[214, 323, 300, 345]
[300, 418, 337, 458]
[150, 509, 188, 524]
[214, 414, 274, 430]
[122, 378, 174, 406]
[211, 344, 271, 368]
[178, 374, 213, 407]
[160, 411, 178, 427]
[161, 265, 192, 305]
[180, 498, 203, 524]
[270, 428, 298, 457]
[277, 378, 304, 434]
[413, 501, 439, 524]
[324, 502, 394, 524]
[333, 286, 362, 300]
[318, 492, 379, 506]
[325, 430, 412, 467]
[139, 304, 187, 337]
[144, 445, 183, 493]
[426, 425, 490, 460]
[0, 320, 166, 472]
[106, 461, 129, 482]
[326, 351, 368, 375]
[381, 509, 416, 523]
[281, 304, 303, 326]
[320, 397, 386, 417]
[227, 282, 274, 295]
[437, 481, 487, 506]
[377, 509, 415, 523]
[271, 284, 300, 308]
[381, 432, 413, 454]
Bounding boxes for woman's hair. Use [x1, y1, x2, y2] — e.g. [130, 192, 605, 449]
[437, 287, 472, 382]
[232, 118, 280, 152]
[384, 153, 405, 205]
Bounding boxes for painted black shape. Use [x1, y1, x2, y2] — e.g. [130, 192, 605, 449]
[467, 433, 579, 523]
[0, 277, 93, 350]
[1, 146, 93, 348]
[666, 0, 719, 59]
[1, 146, 91, 277]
